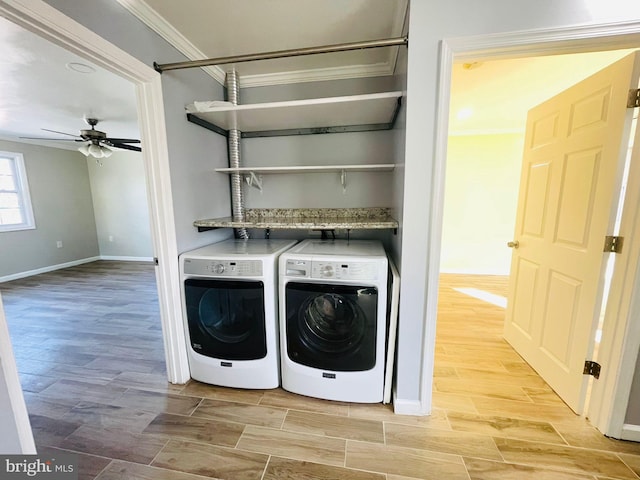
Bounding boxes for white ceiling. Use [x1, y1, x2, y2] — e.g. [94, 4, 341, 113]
[120, 0, 409, 86]
[0, 2, 636, 149]
[448, 49, 637, 134]
[0, 15, 139, 150]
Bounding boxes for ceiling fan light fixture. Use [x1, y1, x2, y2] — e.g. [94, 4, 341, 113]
[79, 142, 113, 160]
[101, 145, 113, 158]
[88, 143, 104, 158]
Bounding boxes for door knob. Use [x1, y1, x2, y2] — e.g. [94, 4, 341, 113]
[507, 240, 520, 249]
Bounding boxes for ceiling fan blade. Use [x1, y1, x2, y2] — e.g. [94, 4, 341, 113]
[19, 136, 79, 141]
[104, 137, 141, 144]
[41, 128, 82, 139]
[109, 142, 142, 152]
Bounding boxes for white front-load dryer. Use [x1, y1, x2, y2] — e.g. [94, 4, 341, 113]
[179, 238, 297, 389]
[279, 239, 388, 402]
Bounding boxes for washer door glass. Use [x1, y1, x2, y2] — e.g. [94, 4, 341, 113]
[199, 288, 255, 343]
[184, 278, 266, 360]
[285, 282, 378, 371]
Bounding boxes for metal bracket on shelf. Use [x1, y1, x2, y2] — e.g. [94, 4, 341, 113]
[341, 169, 347, 194]
[244, 171, 263, 192]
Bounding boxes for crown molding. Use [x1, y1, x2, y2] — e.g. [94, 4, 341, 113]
[447, 19, 640, 62]
[116, 0, 405, 87]
[116, 0, 226, 84]
[239, 62, 394, 88]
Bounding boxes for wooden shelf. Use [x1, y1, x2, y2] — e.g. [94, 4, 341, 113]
[214, 164, 395, 174]
[186, 91, 403, 137]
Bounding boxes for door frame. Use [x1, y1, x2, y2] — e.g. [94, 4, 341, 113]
[0, 0, 190, 382]
[427, 22, 640, 436]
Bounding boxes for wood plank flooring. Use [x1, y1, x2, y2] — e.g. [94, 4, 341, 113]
[2, 263, 640, 479]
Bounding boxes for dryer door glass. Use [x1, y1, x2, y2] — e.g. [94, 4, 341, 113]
[285, 282, 378, 371]
[184, 279, 266, 360]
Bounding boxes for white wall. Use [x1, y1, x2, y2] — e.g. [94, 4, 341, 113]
[0, 140, 99, 279]
[441, 133, 523, 275]
[87, 150, 153, 259]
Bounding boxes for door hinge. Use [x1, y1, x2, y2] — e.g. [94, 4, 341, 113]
[584, 360, 601, 379]
[628, 89, 640, 108]
[604, 235, 624, 254]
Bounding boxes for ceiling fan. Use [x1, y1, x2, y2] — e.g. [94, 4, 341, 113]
[21, 117, 141, 158]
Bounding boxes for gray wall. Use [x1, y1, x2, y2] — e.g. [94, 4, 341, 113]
[87, 150, 153, 259]
[0, 140, 99, 278]
[241, 76, 400, 213]
[242, 131, 396, 210]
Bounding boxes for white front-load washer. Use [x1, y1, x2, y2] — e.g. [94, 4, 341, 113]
[179, 239, 297, 389]
[279, 239, 388, 402]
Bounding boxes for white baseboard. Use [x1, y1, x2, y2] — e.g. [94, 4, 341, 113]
[0, 256, 101, 283]
[0, 255, 155, 283]
[99, 255, 154, 262]
[393, 392, 429, 416]
[620, 424, 640, 442]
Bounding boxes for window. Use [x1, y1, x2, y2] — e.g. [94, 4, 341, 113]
[0, 151, 35, 232]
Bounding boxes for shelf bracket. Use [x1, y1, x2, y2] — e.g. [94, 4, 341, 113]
[341, 169, 347, 193]
[244, 172, 263, 192]
[196, 225, 219, 232]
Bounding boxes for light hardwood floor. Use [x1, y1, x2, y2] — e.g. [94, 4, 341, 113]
[2, 262, 640, 479]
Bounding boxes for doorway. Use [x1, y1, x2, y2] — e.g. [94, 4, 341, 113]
[437, 48, 638, 429]
[0, 0, 186, 386]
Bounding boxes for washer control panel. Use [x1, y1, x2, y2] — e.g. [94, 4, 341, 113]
[183, 258, 263, 277]
[283, 258, 378, 280]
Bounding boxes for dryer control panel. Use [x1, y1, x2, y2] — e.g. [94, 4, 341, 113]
[283, 259, 378, 280]
[183, 258, 263, 277]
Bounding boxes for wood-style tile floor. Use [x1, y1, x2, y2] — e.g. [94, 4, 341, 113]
[2, 263, 640, 479]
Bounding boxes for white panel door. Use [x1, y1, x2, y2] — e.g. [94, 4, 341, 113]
[504, 52, 640, 413]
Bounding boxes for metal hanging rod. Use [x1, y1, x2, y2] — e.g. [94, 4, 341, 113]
[154, 36, 408, 73]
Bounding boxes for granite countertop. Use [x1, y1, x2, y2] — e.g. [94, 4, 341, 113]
[193, 207, 398, 230]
